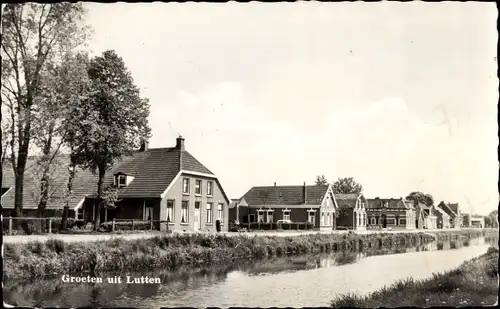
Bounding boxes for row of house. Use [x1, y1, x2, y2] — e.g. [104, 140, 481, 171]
[1, 136, 464, 232]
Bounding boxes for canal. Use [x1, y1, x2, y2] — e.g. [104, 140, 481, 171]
[4, 236, 497, 308]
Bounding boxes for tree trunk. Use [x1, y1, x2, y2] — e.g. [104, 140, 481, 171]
[60, 159, 77, 232]
[93, 168, 106, 231]
[37, 122, 55, 230]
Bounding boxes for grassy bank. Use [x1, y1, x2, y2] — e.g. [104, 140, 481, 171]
[430, 228, 498, 241]
[331, 246, 499, 307]
[4, 232, 434, 280]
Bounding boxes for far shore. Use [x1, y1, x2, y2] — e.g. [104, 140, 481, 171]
[330, 246, 499, 307]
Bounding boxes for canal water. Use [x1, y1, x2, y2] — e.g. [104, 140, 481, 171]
[4, 236, 497, 308]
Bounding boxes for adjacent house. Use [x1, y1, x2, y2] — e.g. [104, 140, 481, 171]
[2, 136, 231, 232]
[239, 183, 338, 230]
[415, 203, 437, 229]
[469, 214, 485, 228]
[433, 205, 451, 229]
[366, 198, 416, 229]
[437, 202, 461, 228]
[334, 193, 367, 231]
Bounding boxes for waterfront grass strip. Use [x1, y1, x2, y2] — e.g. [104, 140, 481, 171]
[4, 232, 436, 280]
[330, 246, 499, 308]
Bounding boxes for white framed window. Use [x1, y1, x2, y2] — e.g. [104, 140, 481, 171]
[399, 218, 406, 225]
[258, 210, 265, 223]
[195, 179, 202, 195]
[181, 201, 189, 223]
[206, 202, 213, 223]
[207, 181, 213, 196]
[183, 178, 190, 194]
[267, 210, 274, 223]
[117, 175, 126, 187]
[217, 203, 224, 223]
[282, 209, 291, 221]
[308, 211, 315, 224]
[166, 200, 174, 222]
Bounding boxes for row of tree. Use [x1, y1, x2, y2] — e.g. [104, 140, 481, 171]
[1, 3, 151, 230]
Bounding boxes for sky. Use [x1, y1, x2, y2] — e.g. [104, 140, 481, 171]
[84, 2, 498, 216]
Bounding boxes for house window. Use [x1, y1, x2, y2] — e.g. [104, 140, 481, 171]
[282, 210, 291, 221]
[371, 217, 376, 225]
[195, 201, 200, 209]
[258, 210, 265, 223]
[308, 211, 315, 224]
[76, 207, 84, 220]
[181, 201, 189, 223]
[206, 202, 213, 223]
[195, 180, 202, 195]
[399, 218, 406, 225]
[207, 181, 213, 196]
[321, 212, 325, 226]
[325, 212, 330, 226]
[183, 178, 190, 194]
[267, 210, 273, 223]
[117, 175, 126, 187]
[217, 203, 224, 223]
[166, 200, 174, 222]
[144, 203, 154, 220]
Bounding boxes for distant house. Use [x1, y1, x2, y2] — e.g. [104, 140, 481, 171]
[433, 205, 451, 229]
[366, 198, 416, 229]
[2, 136, 231, 232]
[469, 214, 485, 228]
[437, 202, 461, 228]
[415, 203, 437, 229]
[239, 183, 337, 230]
[334, 193, 367, 231]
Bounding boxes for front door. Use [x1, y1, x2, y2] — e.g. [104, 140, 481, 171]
[194, 202, 201, 231]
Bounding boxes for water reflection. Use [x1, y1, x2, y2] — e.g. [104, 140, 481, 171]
[4, 236, 498, 308]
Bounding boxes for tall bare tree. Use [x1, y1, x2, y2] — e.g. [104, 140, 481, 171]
[1, 3, 90, 220]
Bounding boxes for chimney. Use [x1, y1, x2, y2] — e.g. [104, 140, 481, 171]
[139, 140, 149, 152]
[176, 135, 185, 150]
[274, 182, 276, 187]
[303, 181, 307, 204]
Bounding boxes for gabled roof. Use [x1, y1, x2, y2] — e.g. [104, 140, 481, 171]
[1, 156, 98, 210]
[2, 140, 225, 208]
[437, 201, 459, 217]
[242, 185, 330, 206]
[433, 205, 450, 218]
[366, 198, 410, 209]
[334, 193, 364, 208]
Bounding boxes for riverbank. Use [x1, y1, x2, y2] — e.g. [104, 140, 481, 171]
[4, 232, 435, 280]
[330, 246, 499, 307]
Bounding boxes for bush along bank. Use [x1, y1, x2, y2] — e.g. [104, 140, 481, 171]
[330, 247, 499, 308]
[430, 228, 497, 241]
[4, 232, 434, 280]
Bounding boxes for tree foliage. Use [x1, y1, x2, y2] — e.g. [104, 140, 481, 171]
[315, 174, 328, 186]
[1, 3, 89, 218]
[406, 191, 434, 207]
[331, 177, 363, 194]
[69, 50, 151, 229]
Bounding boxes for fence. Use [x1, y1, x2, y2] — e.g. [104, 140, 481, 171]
[2, 216, 86, 235]
[100, 219, 171, 232]
[237, 221, 315, 231]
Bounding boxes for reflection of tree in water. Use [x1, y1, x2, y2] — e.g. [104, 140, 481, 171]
[334, 252, 359, 266]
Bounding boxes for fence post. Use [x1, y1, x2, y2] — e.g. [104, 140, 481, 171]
[150, 219, 153, 230]
[48, 218, 52, 234]
[132, 219, 135, 231]
[112, 218, 115, 232]
[8, 217, 12, 235]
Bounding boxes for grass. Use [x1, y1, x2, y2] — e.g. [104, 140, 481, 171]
[4, 232, 435, 280]
[330, 246, 499, 308]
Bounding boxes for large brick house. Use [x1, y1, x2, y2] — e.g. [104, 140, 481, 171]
[239, 183, 338, 230]
[437, 201, 461, 228]
[366, 198, 416, 229]
[2, 136, 230, 232]
[334, 193, 367, 231]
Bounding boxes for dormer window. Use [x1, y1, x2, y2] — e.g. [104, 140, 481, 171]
[117, 175, 126, 187]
